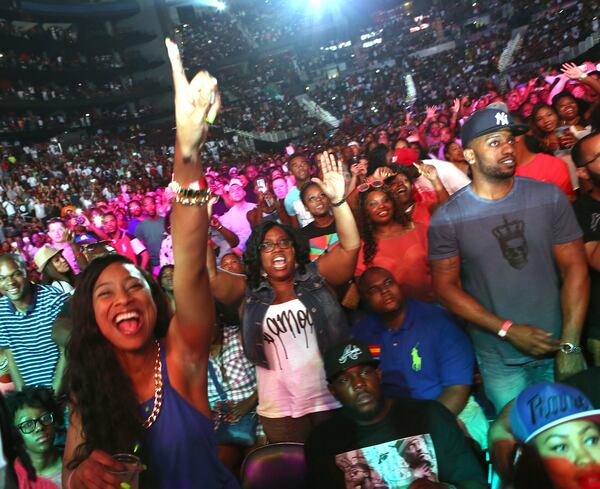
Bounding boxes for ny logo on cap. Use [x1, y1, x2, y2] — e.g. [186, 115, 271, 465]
[338, 345, 362, 364]
[495, 112, 509, 126]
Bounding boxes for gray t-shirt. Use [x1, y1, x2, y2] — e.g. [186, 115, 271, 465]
[428, 177, 582, 364]
[135, 217, 166, 267]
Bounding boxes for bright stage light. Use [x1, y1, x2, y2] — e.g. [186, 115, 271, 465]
[216, 1, 226, 11]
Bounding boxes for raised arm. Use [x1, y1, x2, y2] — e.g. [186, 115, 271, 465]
[206, 244, 246, 307]
[165, 38, 220, 360]
[315, 152, 360, 287]
[561, 62, 600, 99]
[414, 162, 449, 210]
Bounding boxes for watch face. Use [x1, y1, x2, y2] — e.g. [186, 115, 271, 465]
[560, 343, 580, 353]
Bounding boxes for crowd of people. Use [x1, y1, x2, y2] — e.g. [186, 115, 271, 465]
[0, 1, 599, 488]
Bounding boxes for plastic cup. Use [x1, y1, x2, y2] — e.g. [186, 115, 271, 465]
[108, 453, 141, 489]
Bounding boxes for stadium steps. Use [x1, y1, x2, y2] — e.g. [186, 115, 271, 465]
[295, 94, 339, 128]
[222, 125, 314, 143]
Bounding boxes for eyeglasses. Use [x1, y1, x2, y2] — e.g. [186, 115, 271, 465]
[357, 179, 384, 193]
[17, 412, 54, 434]
[582, 153, 600, 167]
[258, 239, 293, 253]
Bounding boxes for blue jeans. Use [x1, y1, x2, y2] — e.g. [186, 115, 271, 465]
[476, 350, 555, 415]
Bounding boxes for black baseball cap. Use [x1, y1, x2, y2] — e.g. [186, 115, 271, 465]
[461, 103, 529, 148]
[324, 340, 379, 382]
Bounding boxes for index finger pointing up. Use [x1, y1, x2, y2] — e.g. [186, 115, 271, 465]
[165, 38, 189, 94]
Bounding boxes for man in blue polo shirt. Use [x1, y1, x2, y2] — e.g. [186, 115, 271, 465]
[354, 267, 488, 448]
[0, 254, 69, 390]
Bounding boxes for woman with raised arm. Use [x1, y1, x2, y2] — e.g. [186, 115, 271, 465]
[208, 152, 360, 443]
[61, 39, 239, 489]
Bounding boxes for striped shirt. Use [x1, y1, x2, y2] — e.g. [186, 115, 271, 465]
[0, 284, 69, 386]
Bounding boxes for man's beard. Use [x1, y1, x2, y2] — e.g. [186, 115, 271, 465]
[588, 166, 600, 187]
[479, 160, 515, 181]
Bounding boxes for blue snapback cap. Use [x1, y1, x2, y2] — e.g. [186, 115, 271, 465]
[509, 382, 600, 443]
[461, 102, 529, 148]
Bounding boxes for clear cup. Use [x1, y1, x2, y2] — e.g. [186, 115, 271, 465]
[108, 453, 141, 489]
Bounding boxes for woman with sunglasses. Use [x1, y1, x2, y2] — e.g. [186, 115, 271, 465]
[208, 152, 360, 443]
[355, 181, 435, 303]
[5, 386, 63, 488]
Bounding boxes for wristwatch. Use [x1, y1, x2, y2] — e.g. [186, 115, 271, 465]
[559, 342, 582, 354]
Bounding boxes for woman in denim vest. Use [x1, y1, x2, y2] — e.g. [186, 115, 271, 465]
[209, 152, 360, 443]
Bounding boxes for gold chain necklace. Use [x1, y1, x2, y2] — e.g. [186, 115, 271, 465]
[142, 340, 163, 429]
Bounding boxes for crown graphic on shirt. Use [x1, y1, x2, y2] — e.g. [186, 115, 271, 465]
[492, 217, 524, 242]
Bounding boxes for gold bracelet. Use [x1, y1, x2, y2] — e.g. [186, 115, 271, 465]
[172, 190, 212, 206]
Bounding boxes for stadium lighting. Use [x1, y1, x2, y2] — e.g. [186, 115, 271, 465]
[216, 1, 226, 10]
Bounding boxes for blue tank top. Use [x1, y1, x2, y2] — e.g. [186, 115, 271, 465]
[140, 343, 240, 489]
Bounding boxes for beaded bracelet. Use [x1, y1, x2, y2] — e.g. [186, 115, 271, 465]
[331, 196, 347, 207]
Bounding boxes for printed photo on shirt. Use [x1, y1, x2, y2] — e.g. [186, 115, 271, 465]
[334, 434, 438, 489]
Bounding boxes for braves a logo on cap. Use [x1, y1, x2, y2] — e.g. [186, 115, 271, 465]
[495, 112, 509, 126]
[338, 344, 362, 364]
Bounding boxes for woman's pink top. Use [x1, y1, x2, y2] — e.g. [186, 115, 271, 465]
[356, 223, 435, 303]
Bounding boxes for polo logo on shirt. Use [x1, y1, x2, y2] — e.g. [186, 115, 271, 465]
[495, 112, 509, 126]
[338, 344, 362, 364]
[411, 344, 422, 372]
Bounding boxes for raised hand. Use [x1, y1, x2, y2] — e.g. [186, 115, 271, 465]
[372, 166, 395, 180]
[413, 161, 440, 183]
[165, 38, 221, 158]
[425, 105, 437, 120]
[451, 98, 461, 114]
[561, 62, 586, 80]
[312, 152, 345, 204]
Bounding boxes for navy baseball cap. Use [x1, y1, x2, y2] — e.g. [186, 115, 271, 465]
[324, 340, 379, 382]
[461, 103, 529, 148]
[509, 382, 600, 443]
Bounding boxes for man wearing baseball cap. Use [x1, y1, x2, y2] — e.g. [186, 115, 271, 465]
[304, 340, 487, 489]
[218, 177, 256, 252]
[428, 103, 589, 414]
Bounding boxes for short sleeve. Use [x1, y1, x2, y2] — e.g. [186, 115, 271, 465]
[427, 206, 459, 261]
[47, 287, 70, 312]
[284, 193, 297, 216]
[130, 237, 146, 255]
[352, 316, 381, 346]
[551, 187, 582, 244]
[134, 223, 145, 242]
[435, 313, 475, 387]
[573, 198, 598, 243]
[554, 161, 575, 198]
[424, 401, 487, 485]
